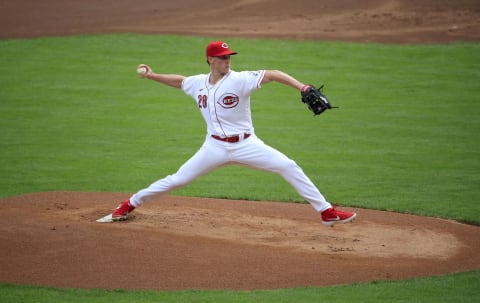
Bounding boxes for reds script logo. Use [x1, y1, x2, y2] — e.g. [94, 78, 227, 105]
[218, 93, 239, 109]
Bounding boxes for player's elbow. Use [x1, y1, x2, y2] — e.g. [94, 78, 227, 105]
[262, 70, 282, 84]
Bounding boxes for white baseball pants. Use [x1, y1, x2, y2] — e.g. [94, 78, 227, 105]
[130, 134, 332, 212]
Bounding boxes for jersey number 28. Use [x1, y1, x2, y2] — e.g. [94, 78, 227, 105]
[197, 95, 207, 109]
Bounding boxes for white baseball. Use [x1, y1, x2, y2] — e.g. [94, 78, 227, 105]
[137, 66, 148, 76]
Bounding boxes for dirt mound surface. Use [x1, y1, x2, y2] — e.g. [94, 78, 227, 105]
[0, 192, 479, 290]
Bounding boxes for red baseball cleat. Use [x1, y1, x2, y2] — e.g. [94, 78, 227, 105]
[111, 199, 136, 221]
[321, 206, 356, 226]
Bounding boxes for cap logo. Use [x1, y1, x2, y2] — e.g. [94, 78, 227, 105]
[221, 43, 229, 49]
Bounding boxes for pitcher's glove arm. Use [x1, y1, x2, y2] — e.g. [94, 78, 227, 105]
[301, 84, 337, 116]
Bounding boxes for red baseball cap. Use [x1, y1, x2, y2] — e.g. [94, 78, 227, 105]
[206, 41, 238, 57]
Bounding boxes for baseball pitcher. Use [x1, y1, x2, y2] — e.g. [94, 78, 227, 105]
[97, 41, 356, 227]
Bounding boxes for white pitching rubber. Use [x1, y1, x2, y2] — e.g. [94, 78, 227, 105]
[96, 214, 114, 223]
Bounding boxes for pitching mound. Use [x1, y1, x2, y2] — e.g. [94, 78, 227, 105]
[0, 192, 479, 290]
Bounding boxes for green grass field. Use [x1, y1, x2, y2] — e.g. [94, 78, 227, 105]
[0, 34, 479, 302]
[1, 270, 479, 303]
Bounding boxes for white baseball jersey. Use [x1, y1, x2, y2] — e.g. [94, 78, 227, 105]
[182, 70, 265, 137]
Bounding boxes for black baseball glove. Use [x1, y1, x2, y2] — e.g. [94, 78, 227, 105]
[301, 85, 337, 116]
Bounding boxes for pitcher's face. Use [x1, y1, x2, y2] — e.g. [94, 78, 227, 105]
[209, 55, 231, 75]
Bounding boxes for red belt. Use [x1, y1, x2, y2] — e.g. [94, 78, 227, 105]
[211, 133, 251, 143]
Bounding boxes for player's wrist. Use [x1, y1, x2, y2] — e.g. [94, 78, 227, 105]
[301, 84, 311, 92]
[145, 72, 154, 79]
